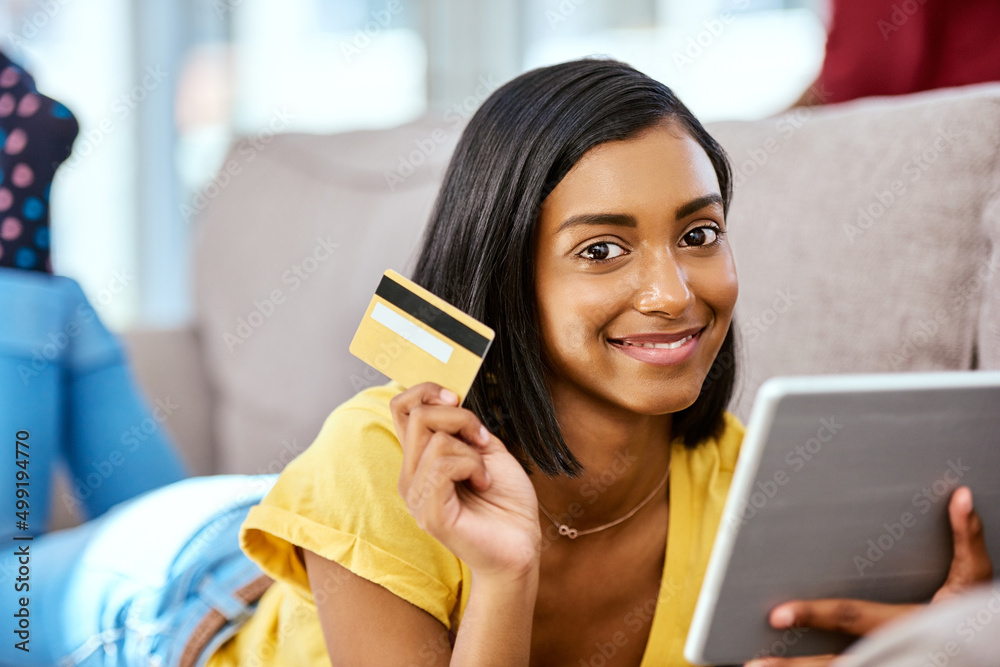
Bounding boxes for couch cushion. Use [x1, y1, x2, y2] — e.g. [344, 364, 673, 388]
[194, 118, 460, 474]
[708, 83, 1000, 417]
[979, 151, 1000, 371]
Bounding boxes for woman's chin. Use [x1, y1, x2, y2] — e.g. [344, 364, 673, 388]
[617, 385, 702, 417]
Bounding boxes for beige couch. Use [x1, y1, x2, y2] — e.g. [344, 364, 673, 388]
[57, 83, 998, 522]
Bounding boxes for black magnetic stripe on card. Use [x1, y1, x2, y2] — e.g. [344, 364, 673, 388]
[375, 275, 490, 357]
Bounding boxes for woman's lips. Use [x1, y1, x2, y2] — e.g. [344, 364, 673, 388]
[607, 328, 703, 366]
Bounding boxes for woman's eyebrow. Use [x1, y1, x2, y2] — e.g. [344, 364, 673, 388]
[556, 193, 724, 234]
[675, 193, 723, 220]
[556, 212, 636, 233]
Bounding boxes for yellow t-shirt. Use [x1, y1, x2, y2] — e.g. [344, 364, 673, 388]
[207, 381, 744, 666]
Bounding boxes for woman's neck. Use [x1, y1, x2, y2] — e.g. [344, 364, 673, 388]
[530, 382, 673, 532]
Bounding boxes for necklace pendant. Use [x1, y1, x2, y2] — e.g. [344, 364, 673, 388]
[558, 524, 579, 539]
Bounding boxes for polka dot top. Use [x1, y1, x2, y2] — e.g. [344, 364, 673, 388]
[0, 50, 79, 273]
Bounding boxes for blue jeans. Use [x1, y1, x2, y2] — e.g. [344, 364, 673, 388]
[0, 473, 278, 666]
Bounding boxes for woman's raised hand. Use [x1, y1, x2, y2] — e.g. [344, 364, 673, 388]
[391, 382, 542, 581]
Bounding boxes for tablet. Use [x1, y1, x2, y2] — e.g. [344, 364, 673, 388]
[684, 371, 1000, 665]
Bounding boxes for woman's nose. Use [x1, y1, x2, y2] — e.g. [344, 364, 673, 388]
[633, 254, 694, 318]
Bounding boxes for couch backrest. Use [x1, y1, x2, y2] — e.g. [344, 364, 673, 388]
[194, 85, 1000, 475]
[709, 83, 1000, 412]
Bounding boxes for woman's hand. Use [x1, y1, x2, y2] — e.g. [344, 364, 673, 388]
[391, 382, 542, 581]
[745, 486, 994, 667]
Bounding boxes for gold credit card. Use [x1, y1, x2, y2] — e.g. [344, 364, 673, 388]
[349, 269, 495, 403]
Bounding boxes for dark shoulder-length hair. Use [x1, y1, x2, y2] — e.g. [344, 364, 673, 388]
[411, 58, 737, 478]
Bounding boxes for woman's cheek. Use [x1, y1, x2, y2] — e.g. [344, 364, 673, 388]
[693, 255, 738, 317]
[544, 287, 609, 359]
[550, 303, 595, 353]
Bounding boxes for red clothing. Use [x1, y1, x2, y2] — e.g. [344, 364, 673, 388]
[817, 0, 1000, 104]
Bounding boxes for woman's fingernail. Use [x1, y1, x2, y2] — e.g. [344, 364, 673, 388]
[439, 388, 458, 404]
[771, 607, 795, 628]
[478, 425, 490, 445]
[965, 487, 974, 514]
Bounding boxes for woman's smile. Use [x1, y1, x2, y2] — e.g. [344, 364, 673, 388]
[607, 327, 704, 366]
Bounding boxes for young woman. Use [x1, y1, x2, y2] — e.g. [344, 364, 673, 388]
[220, 59, 992, 666]
[2, 58, 988, 667]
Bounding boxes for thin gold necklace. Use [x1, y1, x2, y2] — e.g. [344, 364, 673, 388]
[536, 462, 671, 539]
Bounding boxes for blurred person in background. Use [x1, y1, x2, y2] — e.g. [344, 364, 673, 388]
[796, 0, 1000, 106]
[0, 48, 191, 657]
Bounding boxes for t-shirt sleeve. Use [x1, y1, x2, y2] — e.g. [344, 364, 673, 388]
[239, 395, 465, 629]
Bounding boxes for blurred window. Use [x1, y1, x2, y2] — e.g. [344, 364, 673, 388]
[523, 0, 826, 122]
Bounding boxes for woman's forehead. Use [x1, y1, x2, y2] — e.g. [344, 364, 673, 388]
[541, 125, 721, 224]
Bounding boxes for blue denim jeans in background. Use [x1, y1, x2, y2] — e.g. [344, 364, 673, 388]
[0, 473, 278, 666]
[0, 266, 189, 536]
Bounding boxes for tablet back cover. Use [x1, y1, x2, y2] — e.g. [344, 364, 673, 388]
[688, 378, 1000, 664]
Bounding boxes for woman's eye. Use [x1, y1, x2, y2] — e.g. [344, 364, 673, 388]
[680, 226, 721, 247]
[579, 241, 625, 262]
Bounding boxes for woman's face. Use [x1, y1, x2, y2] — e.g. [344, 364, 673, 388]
[533, 121, 738, 417]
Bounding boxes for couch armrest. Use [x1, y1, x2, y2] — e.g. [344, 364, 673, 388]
[120, 326, 215, 476]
